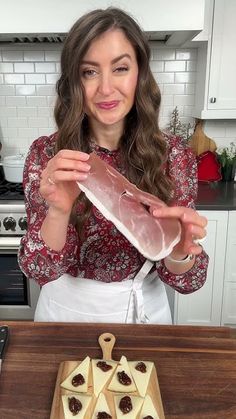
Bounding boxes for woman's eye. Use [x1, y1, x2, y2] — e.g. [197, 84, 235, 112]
[114, 66, 128, 73]
[82, 69, 97, 78]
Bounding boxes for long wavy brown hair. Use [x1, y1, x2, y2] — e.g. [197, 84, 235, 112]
[54, 7, 173, 233]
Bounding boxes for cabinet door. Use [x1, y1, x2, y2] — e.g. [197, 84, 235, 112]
[221, 211, 236, 326]
[174, 211, 228, 326]
[208, 0, 236, 111]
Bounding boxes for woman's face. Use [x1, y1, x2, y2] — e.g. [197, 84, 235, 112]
[80, 29, 139, 129]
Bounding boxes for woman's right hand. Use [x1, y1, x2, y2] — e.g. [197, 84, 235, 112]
[39, 149, 91, 215]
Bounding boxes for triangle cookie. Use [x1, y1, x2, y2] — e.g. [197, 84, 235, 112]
[62, 393, 92, 419]
[140, 394, 160, 418]
[61, 356, 90, 393]
[114, 394, 144, 419]
[92, 392, 112, 419]
[108, 356, 137, 393]
[129, 360, 153, 397]
[92, 359, 117, 397]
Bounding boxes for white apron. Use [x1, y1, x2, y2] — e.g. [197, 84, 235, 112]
[34, 260, 172, 324]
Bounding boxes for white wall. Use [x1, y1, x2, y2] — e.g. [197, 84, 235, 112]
[0, 42, 235, 157]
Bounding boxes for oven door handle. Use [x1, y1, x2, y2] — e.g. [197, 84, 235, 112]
[0, 236, 21, 251]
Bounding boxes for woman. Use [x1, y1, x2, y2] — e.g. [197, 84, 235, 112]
[18, 7, 209, 324]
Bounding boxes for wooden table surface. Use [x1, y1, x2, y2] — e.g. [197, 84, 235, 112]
[0, 322, 236, 419]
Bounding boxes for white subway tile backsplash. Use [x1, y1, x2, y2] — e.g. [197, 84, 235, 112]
[25, 74, 46, 84]
[154, 72, 174, 84]
[18, 107, 37, 117]
[1, 127, 18, 137]
[4, 74, 24, 84]
[152, 48, 175, 60]
[165, 61, 186, 72]
[24, 51, 44, 61]
[0, 107, 17, 117]
[0, 85, 15, 95]
[162, 95, 174, 106]
[18, 127, 39, 138]
[0, 117, 7, 127]
[176, 49, 197, 60]
[46, 74, 59, 84]
[163, 84, 185, 95]
[0, 43, 235, 154]
[8, 117, 28, 128]
[175, 72, 196, 83]
[35, 62, 56, 73]
[27, 96, 47, 106]
[225, 122, 236, 137]
[186, 61, 197, 72]
[204, 120, 226, 137]
[6, 96, 26, 106]
[185, 84, 195, 95]
[36, 85, 55, 95]
[2, 51, 23, 61]
[0, 63, 14, 73]
[45, 51, 61, 61]
[28, 117, 48, 128]
[14, 63, 34, 73]
[174, 95, 195, 106]
[16, 85, 36, 95]
[162, 105, 184, 117]
[37, 107, 54, 117]
[47, 96, 56, 107]
[56, 63, 61, 73]
[150, 61, 164, 72]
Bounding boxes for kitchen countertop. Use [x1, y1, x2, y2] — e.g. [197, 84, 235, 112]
[196, 181, 236, 210]
[0, 322, 236, 419]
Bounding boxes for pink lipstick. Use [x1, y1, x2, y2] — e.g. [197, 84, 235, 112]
[97, 101, 119, 110]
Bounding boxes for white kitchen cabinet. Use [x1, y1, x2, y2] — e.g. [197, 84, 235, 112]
[0, 0, 205, 46]
[174, 210, 228, 326]
[221, 211, 236, 326]
[193, 0, 236, 119]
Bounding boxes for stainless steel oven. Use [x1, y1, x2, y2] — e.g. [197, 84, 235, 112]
[0, 182, 40, 320]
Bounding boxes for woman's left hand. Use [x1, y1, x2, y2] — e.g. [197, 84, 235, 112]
[151, 206, 208, 260]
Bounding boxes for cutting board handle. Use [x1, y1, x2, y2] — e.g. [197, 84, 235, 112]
[98, 332, 116, 360]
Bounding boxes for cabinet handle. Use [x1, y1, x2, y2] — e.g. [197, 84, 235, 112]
[210, 97, 216, 103]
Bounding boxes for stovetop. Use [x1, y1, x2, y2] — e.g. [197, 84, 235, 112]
[0, 180, 24, 201]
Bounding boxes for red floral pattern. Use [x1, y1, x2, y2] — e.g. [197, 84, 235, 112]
[18, 132, 209, 293]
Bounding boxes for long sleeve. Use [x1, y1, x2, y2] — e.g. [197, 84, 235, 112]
[156, 134, 209, 294]
[17, 134, 79, 286]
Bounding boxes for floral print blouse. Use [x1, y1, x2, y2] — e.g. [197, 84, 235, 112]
[18, 132, 209, 293]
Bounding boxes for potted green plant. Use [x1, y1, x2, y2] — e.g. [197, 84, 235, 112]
[216, 142, 236, 181]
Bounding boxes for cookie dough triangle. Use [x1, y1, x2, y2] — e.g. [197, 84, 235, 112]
[62, 393, 92, 419]
[114, 394, 144, 419]
[92, 392, 112, 419]
[108, 355, 137, 392]
[129, 360, 154, 397]
[140, 394, 160, 418]
[92, 359, 117, 397]
[61, 356, 90, 393]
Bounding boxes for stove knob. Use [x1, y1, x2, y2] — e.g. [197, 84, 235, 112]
[19, 216, 28, 231]
[3, 216, 16, 231]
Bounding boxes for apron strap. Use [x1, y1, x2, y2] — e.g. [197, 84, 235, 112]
[126, 259, 154, 324]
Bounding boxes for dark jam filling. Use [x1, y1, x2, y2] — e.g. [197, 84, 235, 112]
[97, 412, 112, 419]
[117, 370, 132, 385]
[72, 373, 85, 387]
[68, 396, 82, 415]
[119, 396, 132, 414]
[135, 361, 147, 373]
[143, 416, 154, 419]
[96, 361, 113, 372]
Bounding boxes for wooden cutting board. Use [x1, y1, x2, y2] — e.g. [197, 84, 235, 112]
[189, 119, 217, 156]
[50, 332, 165, 419]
